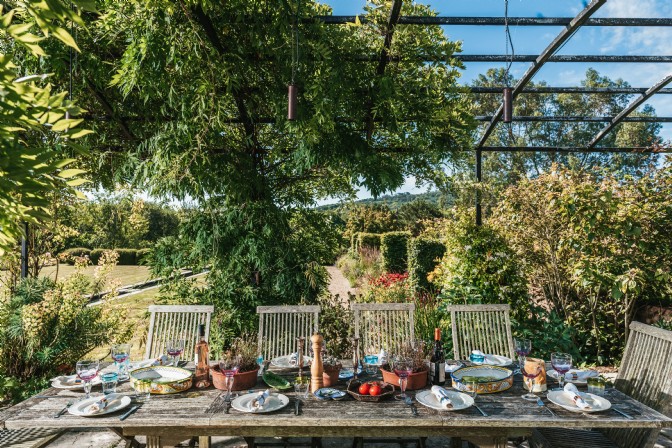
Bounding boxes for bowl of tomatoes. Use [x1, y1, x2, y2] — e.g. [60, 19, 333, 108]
[346, 380, 395, 402]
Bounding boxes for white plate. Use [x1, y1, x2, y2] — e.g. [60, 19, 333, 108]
[51, 375, 102, 390]
[270, 355, 313, 368]
[547, 369, 599, 385]
[415, 389, 474, 411]
[547, 390, 611, 413]
[67, 394, 131, 417]
[231, 392, 289, 413]
[479, 355, 513, 367]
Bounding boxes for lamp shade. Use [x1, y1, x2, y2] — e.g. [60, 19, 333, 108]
[288, 84, 298, 120]
[503, 87, 513, 123]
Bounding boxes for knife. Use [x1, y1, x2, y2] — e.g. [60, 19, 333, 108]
[119, 405, 139, 421]
[294, 399, 300, 415]
[474, 404, 488, 417]
[613, 407, 634, 420]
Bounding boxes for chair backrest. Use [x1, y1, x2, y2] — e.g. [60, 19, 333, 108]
[257, 305, 320, 360]
[602, 321, 672, 448]
[352, 303, 415, 357]
[145, 305, 214, 361]
[447, 304, 515, 360]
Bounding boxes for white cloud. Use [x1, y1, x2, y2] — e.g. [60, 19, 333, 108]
[597, 0, 672, 54]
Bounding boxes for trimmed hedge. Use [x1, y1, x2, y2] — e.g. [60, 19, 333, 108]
[136, 248, 152, 265]
[408, 237, 446, 291]
[59, 247, 91, 265]
[350, 233, 359, 254]
[358, 233, 381, 252]
[89, 248, 149, 265]
[380, 231, 411, 273]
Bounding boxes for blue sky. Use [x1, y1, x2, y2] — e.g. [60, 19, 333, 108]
[318, 0, 672, 202]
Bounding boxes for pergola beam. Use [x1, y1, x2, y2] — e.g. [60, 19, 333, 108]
[588, 73, 672, 148]
[475, 116, 672, 123]
[481, 146, 672, 153]
[470, 87, 672, 94]
[316, 16, 672, 27]
[476, 0, 606, 149]
[349, 55, 672, 63]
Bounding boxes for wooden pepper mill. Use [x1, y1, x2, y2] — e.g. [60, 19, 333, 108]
[310, 333, 324, 392]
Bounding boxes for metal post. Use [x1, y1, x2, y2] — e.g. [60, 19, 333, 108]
[476, 148, 482, 226]
[20, 222, 29, 279]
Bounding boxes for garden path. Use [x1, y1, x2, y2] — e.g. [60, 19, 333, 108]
[325, 265, 358, 303]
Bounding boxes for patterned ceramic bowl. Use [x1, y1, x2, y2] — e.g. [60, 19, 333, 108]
[451, 366, 513, 394]
[129, 366, 193, 394]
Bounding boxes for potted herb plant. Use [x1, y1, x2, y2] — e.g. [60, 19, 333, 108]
[211, 334, 259, 391]
[322, 354, 342, 387]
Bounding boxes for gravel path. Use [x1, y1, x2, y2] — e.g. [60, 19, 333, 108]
[325, 265, 358, 300]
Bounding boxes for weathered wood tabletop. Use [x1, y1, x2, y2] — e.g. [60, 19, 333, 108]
[2, 364, 671, 448]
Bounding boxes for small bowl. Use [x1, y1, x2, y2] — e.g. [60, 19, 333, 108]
[314, 387, 347, 400]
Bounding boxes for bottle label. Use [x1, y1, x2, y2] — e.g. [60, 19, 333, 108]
[194, 353, 199, 365]
[429, 363, 436, 384]
[438, 362, 446, 383]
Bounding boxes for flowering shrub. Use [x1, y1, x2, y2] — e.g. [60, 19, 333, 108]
[0, 251, 133, 396]
[361, 272, 411, 303]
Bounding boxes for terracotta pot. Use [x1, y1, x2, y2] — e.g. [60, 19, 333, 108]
[322, 364, 342, 387]
[380, 367, 428, 391]
[211, 365, 259, 391]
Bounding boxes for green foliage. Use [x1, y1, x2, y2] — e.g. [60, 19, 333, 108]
[136, 248, 152, 265]
[360, 272, 411, 304]
[336, 250, 383, 288]
[115, 249, 137, 266]
[344, 205, 399, 246]
[358, 233, 381, 252]
[317, 293, 354, 359]
[59, 247, 92, 265]
[432, 213, 529, 322]
[0, 1, 93, 255]
[408, 237, 446, 292]
[513, 305, 579, 362]
[414, 293, 451, 355]
[492, 164, 672, 363]
[89, 249, 104, 265]
[397, 200, 444, 236]
[0, 257, 132, 388]
[380, 231, 411, 274]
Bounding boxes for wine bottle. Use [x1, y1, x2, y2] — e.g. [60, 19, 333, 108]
[429, 328, 446, 386]
[194, 324, 211, 388]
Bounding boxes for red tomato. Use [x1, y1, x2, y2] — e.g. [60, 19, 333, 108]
[358, 383, 370, 395]
[369, 384, 382, 396]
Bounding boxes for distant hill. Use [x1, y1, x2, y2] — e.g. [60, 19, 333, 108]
[317, 191, 451, 211]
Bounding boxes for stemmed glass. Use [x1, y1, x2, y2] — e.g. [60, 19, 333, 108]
[514, 338, 531, 372]
[219, 357, 241, 402]
[166, 339, 185, 367]
[466, 380, 479, 402]
[392, 357, 413, 401]
[521, 365, 542, 401]
[76, 360, 100, 399]
[551, 352, 573, 390]
[111, 343, 131, 381]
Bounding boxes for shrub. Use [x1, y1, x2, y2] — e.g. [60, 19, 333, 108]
[136, 248, 152, 265]
[115, 249, 137, 265]
[350, 233, 359, 254]
[58, 247, 91, 265]
[336, 248, 383, 288]
[89, 249, 105, 265]
[408, 237, 445, 292]
[380, 231, 411, 273]
[361, 272, 411, 303]
[317, 293, 354, 359]
[0, 255, 133, 398]
[358, 233, 381, 252]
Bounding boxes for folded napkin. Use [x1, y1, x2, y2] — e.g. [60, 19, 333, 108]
[378, 349, 388, 365]
[289, 352, 299, 366]
[84, 397, 109, 414]
[251, 389, 271, 410]
[565, 370, 599, 381]
[53, 375, 82, 385]
[430, 386, 453, 409]
[152, 355, 170, 366]
[564, 383, 591, 409]
[471, 350, 495, 365]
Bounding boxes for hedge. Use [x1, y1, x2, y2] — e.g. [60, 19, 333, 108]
[59, 247, 91, 265]
[136, 248, 152, 265]
[89, 248, 148, 265]
[350, 233, 359, 254]
[358, 233, 381, 253]
[408, 237, 446, 291]
[380, 231, 411, 273]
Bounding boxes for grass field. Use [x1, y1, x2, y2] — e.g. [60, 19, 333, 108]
[40, 264, 153, 287]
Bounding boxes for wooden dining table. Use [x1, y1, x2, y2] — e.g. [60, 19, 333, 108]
[2, 362, 671, 448]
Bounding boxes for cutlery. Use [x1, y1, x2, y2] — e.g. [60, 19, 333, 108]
[53, 401, 73, 418]
[225, 400, 231, 414]
[536, 396, 556, 417]
[613, 407, 634, 420]
[294, 398, 300, 415]
[473, 404, 488, 417]
[119, 405, 139, 421]
[404, 397, 419, 417]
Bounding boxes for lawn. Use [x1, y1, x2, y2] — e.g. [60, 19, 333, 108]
[40, 264, 153, 287]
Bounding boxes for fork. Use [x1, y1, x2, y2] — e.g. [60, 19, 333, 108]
[53, 401, 73, 418]
[536, 396, 556, 417]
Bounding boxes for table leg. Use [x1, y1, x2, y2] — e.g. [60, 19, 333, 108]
[244, 436, 255, 447]
[109, 427, 141, 448]
[146, 435, 161, 448]
[199, 436, 211, 447]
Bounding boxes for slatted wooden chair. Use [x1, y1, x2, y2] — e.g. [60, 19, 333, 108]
[530, 321, 672, 448]
[145, 305, 214, 361]
[446, 304, 515, 360]
[352, 302, 415, 358]
[257, 305, 321, 360]
[352, 303, 421, 448]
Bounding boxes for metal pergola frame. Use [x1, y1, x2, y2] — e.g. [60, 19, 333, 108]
[17, 1, 672, 274]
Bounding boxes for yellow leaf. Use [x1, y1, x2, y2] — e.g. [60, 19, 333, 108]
[66, 129, 94, 139]
[58, 168, 87, 179]
[65, 178, 90, 187]
[51, 27, 80, 52]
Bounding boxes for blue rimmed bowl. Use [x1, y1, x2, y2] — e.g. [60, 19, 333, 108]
[451, 365, 513, 394]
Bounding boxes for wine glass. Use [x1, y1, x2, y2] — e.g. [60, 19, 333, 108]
[392, 357, 413, 400]
[551, 352, 573, 390]
[111, 343, 131, 381]
[166, 339, 185, 367]
[76, 360, 100, 399]
[521, 365, 542, 401]
[514, 338, 531, 372]
[219, 356, 241, 402]
[466, 379, 479, 402]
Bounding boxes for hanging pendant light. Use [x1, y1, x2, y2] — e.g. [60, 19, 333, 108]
[287, 1, 300, 121]
[288, 84, 298, 120]
[503, 87, 513, 123]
